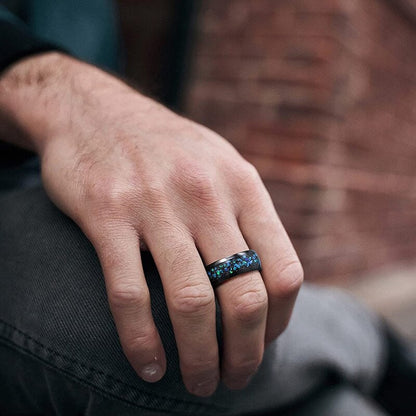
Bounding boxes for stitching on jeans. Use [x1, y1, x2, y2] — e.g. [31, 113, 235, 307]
[0, 338, 189, 415]
[0, 319, 226, 412]
[0, 337, 191, 415]
[0, 319, 227, 413]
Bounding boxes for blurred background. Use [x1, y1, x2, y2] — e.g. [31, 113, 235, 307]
[116, 0, 416, 339]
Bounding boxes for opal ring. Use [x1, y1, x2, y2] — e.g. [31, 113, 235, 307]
[205, 249, 262, 288]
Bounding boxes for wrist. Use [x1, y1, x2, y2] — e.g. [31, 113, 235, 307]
[0, 52, 69, 152]
[0, 52, 129, 155]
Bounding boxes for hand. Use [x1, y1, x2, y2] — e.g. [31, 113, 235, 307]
[0, 53, 303, 396]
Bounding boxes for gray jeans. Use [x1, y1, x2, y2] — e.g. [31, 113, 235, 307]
[0, 165, 388, 415]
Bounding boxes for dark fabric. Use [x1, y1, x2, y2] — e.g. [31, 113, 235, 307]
[0, 185, 228, 415]
[0, 0, 121, 73]
[0, 153, 41, 189]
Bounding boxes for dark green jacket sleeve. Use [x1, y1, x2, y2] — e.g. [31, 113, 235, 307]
[0, 1, 120, 166]
[0, 0, 120, 74]
[0, 5, 64, 73]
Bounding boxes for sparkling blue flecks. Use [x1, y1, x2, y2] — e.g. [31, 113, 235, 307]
[206, 251, 261, 284]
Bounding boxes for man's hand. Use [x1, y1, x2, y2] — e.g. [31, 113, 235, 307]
[0, 52, 303, 397]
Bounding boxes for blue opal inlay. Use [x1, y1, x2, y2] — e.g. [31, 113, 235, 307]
[206, 250, 261, 288]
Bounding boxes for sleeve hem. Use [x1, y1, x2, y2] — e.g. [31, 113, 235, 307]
[0, 19, 67, 74]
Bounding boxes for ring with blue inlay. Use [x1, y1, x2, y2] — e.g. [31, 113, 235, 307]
[205, 249, 262, 288]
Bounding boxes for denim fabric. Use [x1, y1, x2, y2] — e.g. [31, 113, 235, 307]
[0, 185, 226, 415]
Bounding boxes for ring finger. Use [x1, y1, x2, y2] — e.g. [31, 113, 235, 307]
[194, 214, 268, 390]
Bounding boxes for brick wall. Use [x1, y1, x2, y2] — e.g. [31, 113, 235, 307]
[184, 0, 416, 284]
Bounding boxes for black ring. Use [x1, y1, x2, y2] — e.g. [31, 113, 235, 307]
[205, 249, 262, 288]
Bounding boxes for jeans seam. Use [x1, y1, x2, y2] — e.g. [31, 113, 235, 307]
[0, 318, 227, 414]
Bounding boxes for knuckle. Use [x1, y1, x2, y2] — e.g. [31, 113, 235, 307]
[227, 161, 266, 213]
[171, 283, 215, 316]
[172, 160, 218, 205]
[85, 175, 139, 215]
[230, 286, 268, 325]
[109, 284, 149, 310]
[232, 161, 262, 188]
[243, 161, 262, 182]
[102, 183, 131, 207]
[268, 259, 304, 300]
[88, 175, 120, 203]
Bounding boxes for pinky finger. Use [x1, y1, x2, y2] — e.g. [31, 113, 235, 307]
[238, 189, 303, 343]
[88, 221, 166, 383]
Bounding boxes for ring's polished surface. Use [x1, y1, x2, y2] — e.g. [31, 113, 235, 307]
[205, 249, 262, 288]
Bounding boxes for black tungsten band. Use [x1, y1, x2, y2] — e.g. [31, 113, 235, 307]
[205, 249, 262, 288]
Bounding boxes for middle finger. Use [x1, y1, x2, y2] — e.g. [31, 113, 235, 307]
[144, 219, 219, 397]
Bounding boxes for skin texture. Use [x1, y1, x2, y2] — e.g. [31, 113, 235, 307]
[0, 52, 303, 397]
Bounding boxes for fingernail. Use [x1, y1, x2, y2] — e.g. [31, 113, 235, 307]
[140, 363, 163, 382]
[192, 379, 218, 397]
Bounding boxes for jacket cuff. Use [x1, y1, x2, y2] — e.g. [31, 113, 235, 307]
[0, 19, 66, 74]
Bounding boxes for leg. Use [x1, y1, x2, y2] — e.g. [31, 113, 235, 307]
[0, 185, 388, 415]
[0, 185, 209, 415]
[279, 385, 389, 416]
